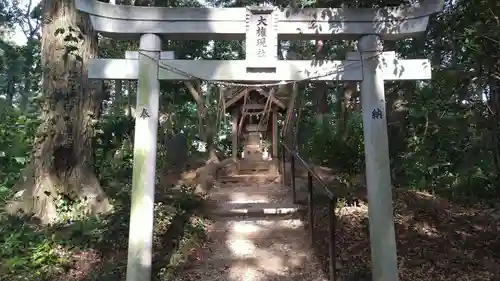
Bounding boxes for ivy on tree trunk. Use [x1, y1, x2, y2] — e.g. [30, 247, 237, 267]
[7, 0, 111, 224]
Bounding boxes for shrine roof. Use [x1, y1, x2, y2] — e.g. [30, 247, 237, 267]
[225, 87, 287, 111]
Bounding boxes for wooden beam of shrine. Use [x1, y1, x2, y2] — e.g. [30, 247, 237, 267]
[245, 111, 266, 116]
[242, 104, 267, 110]
[75, 0, 444, 40]
[88, 58, 431, 81]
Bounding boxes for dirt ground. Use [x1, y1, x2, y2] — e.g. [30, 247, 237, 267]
[307, 187, 500, 281]
[53, 161, 500, 281]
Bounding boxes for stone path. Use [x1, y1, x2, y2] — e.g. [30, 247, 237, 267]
[179, 181, 329, 281]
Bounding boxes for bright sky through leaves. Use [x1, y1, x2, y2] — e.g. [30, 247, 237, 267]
[11, 0, 41, 46]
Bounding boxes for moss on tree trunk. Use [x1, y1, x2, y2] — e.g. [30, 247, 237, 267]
[7, 0, 111, 224]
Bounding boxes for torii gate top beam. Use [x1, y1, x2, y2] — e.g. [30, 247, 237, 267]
[75, 0, 444, 41]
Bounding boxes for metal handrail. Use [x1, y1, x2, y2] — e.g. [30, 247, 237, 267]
[279, 141, 337, 281]
[281, 142, 336, 199]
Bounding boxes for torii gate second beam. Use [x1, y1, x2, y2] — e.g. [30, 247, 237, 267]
[89, 53, 431, 82]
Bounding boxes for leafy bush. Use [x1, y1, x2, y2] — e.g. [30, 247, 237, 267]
[0, 105, 38, 189]
[0, 215, 72, 281]
[305, 113, 365, 177]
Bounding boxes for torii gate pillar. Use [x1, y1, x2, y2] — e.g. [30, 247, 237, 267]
[359, 35, 399, 281]
[126, 33, 161, 281]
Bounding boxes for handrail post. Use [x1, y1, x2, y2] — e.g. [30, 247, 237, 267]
[291, 154, 296, 203]
[328, 197, 337, 281]
[281, 144, 286, 188]
[307, 171, 314, 244]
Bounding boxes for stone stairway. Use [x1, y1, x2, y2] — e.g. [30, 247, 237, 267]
[178, 160, 329, 281]
[218, 159, 280, 184]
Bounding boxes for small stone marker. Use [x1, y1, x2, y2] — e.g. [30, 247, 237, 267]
[165, 133, 188, 172]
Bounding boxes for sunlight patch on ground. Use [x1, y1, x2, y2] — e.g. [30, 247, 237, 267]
[228, 219, 303, 234]
[338, 204, 368, 217]
[229, 192, 269, 204]
[230, 221, 262, 234]
[225, 238, 300, 277]
[253, 218, 303, 229]
[413, 221, 440, 237]
[226, 239, 257, 256]
[257, 252, 287, 275]
[288, 253, 308, 267]
[228, 266, 265, 281]
[263, 207, 298, 214]
[413, 190, 438, 199]
[224, 190, 300, 214]
[225, 207, 300, 214]
[224, 218, 309, 281]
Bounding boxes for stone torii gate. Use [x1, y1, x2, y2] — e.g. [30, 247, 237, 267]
[75, 1, 444, 281]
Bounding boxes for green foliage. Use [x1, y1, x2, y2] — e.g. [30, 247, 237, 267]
[93, 114, 135, 180]
[0, 183, 206, 281]
[157, 215, 206, 281]
[0, 105, 37, 189]
[286, 0, 500, 200]
[2, 0, 500, 279]
[390, 80, 497, 198]
[306, 114, 363, 175]
[0, 216, 72, 281]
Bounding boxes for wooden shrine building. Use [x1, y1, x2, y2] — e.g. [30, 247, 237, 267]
[225, 86, 287, 161]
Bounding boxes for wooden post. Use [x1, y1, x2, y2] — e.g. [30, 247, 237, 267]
[231, 109, 238, 160]
[272, 107, 278, 159]
[126, 33, 161, 281]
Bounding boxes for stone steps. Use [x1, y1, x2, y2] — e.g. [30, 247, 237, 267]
[208, 180, 302, 218]
[238, 160, 276, 172]
[209, 186, 290, 197]
[179, 188, 328, 281]
[209, 202, 303, 217]
[218, 174, 279, 184]
[238, 167, 271, 174]
[177, 179, 329, 281]
[206, 216, 305, 239]
[211, 212, 303, 222]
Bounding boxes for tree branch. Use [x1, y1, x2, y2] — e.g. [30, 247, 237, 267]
[184, 81, 206, 113]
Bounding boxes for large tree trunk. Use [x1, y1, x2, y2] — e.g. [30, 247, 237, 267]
[340, 81, 356, 141]
[184, 81, 219, 160]
[7, 0, 111, 224]
[21, 33, 38, 113]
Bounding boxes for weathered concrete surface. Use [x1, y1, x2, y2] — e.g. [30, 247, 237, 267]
[75, 0, 444, 40]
